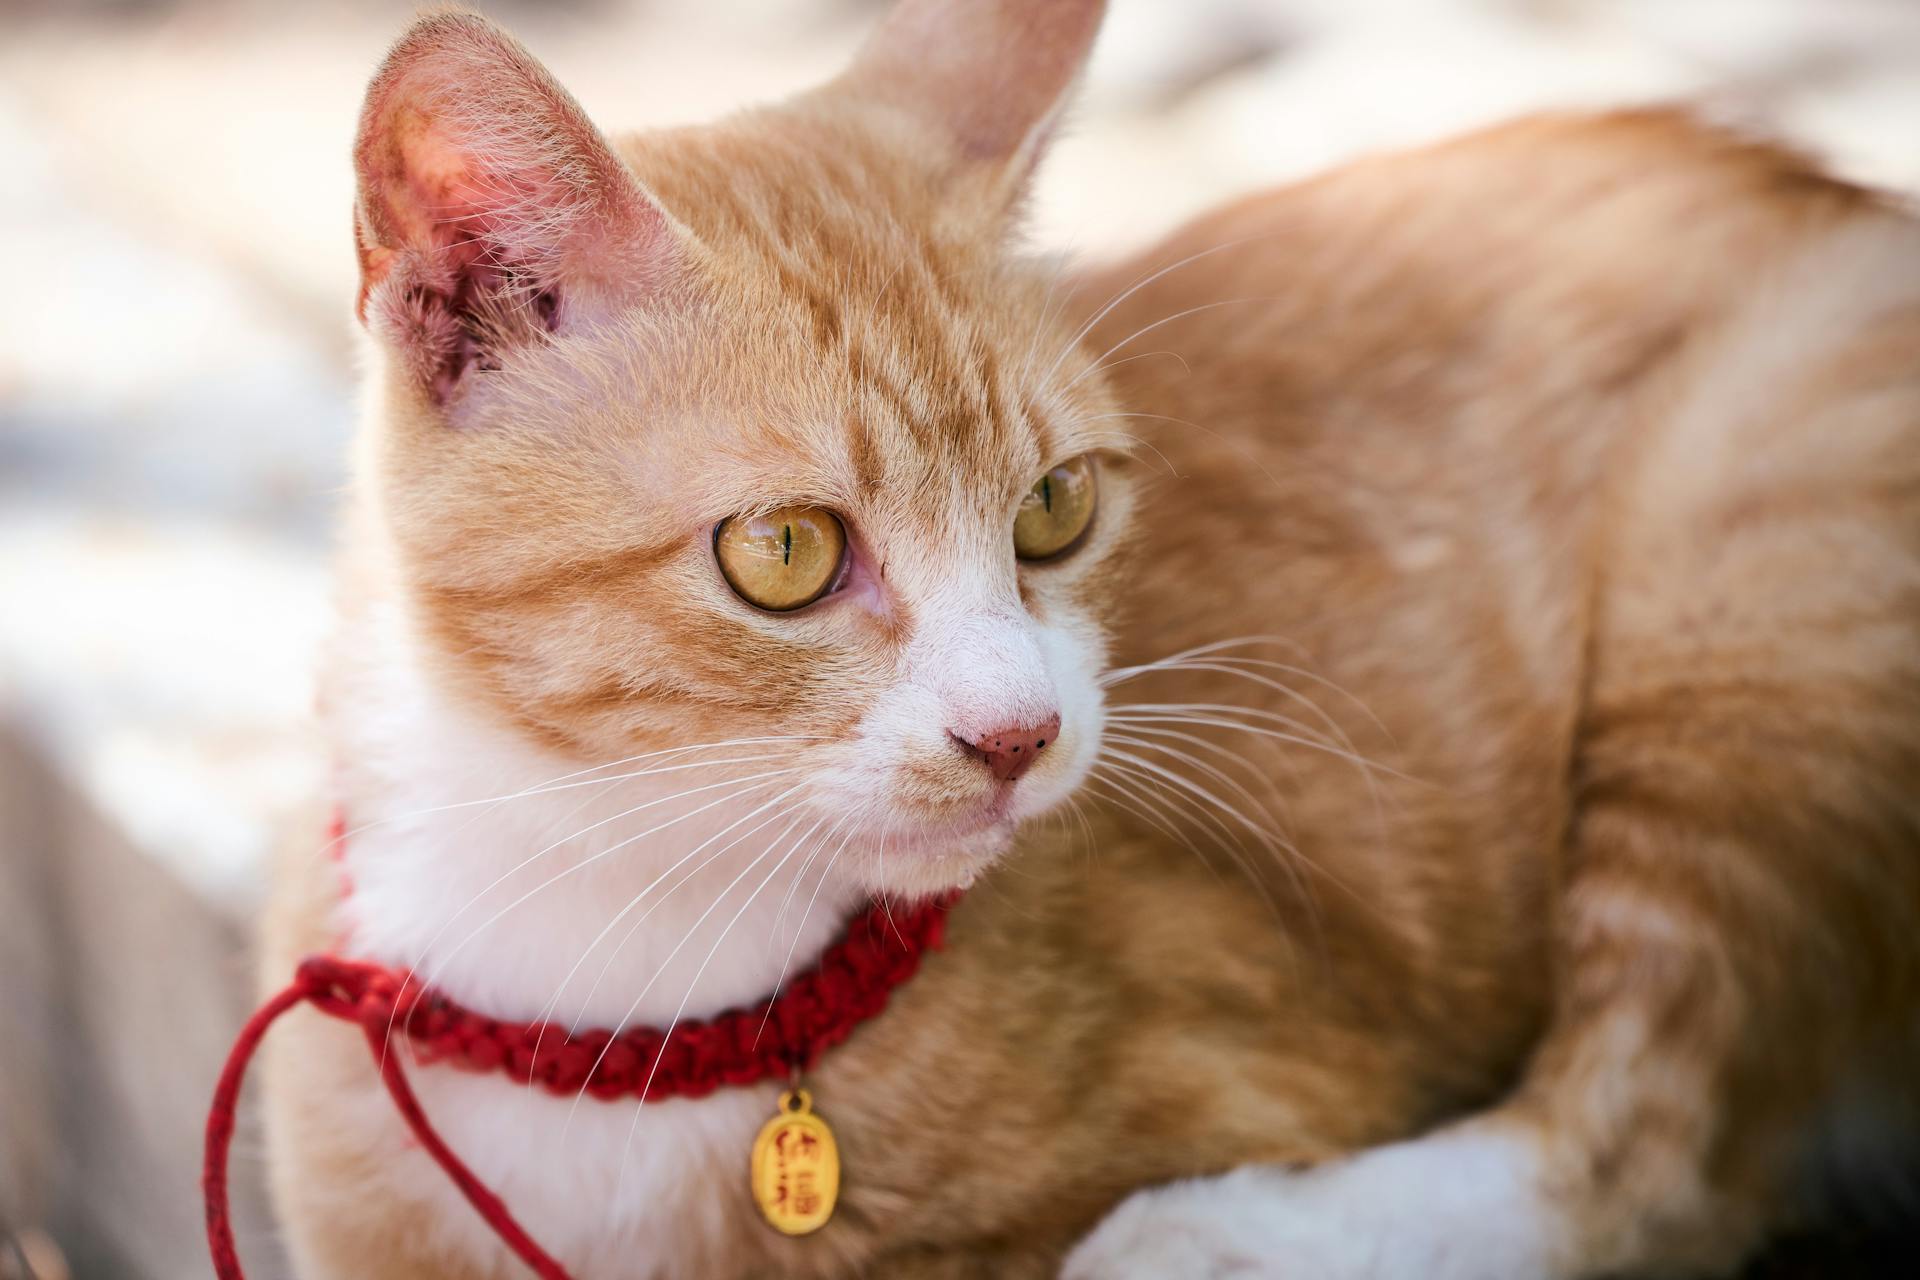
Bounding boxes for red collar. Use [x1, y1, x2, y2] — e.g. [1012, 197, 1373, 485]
[315, 891, 952, 1101]
[204, 815, 959, 1280]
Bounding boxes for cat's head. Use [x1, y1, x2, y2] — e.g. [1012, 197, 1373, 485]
[350, 0, 1126, 896]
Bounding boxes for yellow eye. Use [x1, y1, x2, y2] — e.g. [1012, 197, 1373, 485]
[1013, 456, 1096, 560]
[714, 506, 847, 612]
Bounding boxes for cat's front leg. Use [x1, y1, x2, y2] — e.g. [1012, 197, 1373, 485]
[1061, 1124, 1567, 1280]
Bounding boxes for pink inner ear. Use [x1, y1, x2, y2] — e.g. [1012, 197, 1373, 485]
[356, 96, 562, 400]
[351, 14, 669, 407]
[356, 118, 486, 316]
[387, 104, 482, 240]
[359, 129, 563, 402]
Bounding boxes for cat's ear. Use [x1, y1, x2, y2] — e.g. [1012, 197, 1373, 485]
[838, 0, 1106, 212]
[353, 11, 680, 408]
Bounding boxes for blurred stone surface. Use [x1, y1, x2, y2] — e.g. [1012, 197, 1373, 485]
[1, 1, 1916, 1275]
[0, 729, 287, 1279]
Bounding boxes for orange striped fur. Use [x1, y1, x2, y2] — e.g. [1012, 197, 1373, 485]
[264, 5, 1920, 1277]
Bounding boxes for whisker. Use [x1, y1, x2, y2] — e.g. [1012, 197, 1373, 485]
[1102, 744, 1383, 927]
[769, 808, 853, 952]
[1077, 348, 1191, 381]
[1103, 734, 1297, 917]
[521, 784, 818, 1081]
[1019, 251, 1077, 388]
[1070, 411, 1282, 490]
[1064, 297, 1280, 392]
[1085, 768, 1296, 962]
[1100, 634, 1309, 678]
[1102, 636, 1396, 766]
[330, 735, 824, 851]
[1040, 231, 1283, 388]
[401, 770, 797, 1025]
[566, 802, 815, 1131]
[406, 765, 794, 967]
[1119, 660, 1383, 772]
[382, 767, 796, 1069]
[611, 816, 819, 1194]
[875, 828, 901, 943]
[1181, 656, 1393, 741]
[1105, 729, 1293, 848]
[753, 810, 865, 1050]
[1062, 791, 1098, 861]
[1078, 429, 1181, 476]
[1108, 701, 1401, 873]
[1084, 773, 1234, 894]
[1097, 752, 1311, 951]
[1107, 704, 1343, 770]
[1158, 659, 1402, 831]
[1108, 703, 1402, 780]
[1096, 757, 1276, 903]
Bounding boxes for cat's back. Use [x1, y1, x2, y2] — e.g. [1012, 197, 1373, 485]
[1069, 108, 1920, 680]
[1075, 109, 1889, 364]
[1073, 108, 1901, 437]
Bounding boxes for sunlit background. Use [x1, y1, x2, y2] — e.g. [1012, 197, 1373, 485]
[2, 1, 1917, 1276]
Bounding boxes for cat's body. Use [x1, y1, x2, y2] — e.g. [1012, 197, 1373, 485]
[261, 4, 1920, 1277]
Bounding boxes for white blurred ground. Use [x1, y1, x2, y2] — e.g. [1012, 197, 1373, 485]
[1, 2, 1917, 1275]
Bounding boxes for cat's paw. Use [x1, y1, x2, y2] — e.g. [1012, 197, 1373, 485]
[1061, 1128, 1567, 1280]
[1061, 1169, 1294, 1279]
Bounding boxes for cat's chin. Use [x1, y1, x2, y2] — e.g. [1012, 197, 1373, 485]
[852, 815, 1024, 898]
[847, 773, 1092, 896]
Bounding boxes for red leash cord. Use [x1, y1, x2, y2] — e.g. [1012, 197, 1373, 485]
[202, 892, 956, 1278]
[203, 955, 575, 1280]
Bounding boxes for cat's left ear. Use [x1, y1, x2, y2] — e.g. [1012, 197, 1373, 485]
[353, 11, 682, 409]
[836, 0, 1106, 215]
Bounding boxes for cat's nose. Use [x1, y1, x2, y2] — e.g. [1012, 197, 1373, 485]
[953, 714, 1061, 783]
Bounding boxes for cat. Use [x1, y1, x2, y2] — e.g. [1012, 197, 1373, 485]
[258, 1, 1920, 1277]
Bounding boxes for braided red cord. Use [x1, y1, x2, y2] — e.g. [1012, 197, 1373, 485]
[383, 895, 952, 1098]
[204, 970, 323, 1280]
[202, 894, 955, 1279]
[203, 958, 574, 1279]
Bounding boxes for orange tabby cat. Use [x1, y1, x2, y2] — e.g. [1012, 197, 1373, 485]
[260, 2, 1920, 1277]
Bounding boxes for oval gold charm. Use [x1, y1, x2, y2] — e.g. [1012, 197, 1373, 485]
[750, 1089, 839, 1235]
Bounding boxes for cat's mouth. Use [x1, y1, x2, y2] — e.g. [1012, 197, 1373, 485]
[824, 694, 1101, 892]
[872, 727, 1095, 875]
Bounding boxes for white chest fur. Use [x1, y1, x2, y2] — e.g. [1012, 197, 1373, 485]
[322, 601, 865, 1275]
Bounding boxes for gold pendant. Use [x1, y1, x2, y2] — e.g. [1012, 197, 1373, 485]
[750, 1088, 840, 1235]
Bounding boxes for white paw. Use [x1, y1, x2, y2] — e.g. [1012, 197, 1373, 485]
[1062, 1128, 1567, 1280]
[1063, 1169, 1304, 1279]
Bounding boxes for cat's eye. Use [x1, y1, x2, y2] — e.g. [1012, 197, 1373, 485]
[1013, 456, 1097, 561]
[714, 506, 847, 612]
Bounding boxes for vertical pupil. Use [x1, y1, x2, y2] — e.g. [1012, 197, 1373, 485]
[782, 524, 793, 566]
[1041, 475, 1053, 513]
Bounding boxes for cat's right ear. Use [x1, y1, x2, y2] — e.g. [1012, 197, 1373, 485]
[353, 11, 680, 410]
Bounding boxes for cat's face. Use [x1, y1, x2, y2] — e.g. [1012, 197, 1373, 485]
[353, 2, 1122, 894]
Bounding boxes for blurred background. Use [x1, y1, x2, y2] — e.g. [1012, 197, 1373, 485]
[1, 1, 1917, 1276]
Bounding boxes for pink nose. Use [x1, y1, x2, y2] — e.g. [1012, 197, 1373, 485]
[956, 715, 1061, 783]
